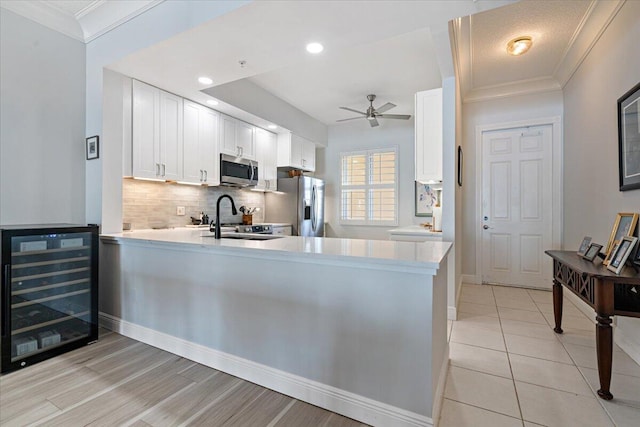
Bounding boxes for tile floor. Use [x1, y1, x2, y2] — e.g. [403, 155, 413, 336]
[439, 283, 640, 427]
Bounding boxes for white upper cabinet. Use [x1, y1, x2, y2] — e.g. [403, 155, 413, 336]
[132, 80, 183, 180]
[219, 114, 256, 160]
[415, 88, 443, 183]
[183, 100, 219, 186]
[277, 132, 316, 172]
[254, 128, 278, 191]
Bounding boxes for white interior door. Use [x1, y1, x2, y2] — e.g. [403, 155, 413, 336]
[481, 125, 553, 289]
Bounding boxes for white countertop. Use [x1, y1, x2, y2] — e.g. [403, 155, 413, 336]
[101, 228, 451, 271]
[388, 225, 443, 236]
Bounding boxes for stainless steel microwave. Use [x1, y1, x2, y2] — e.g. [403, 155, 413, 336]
[220, 153, 258, 187]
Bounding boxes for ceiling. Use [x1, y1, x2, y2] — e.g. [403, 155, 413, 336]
[453, 0, 625, 102]
[1, 0, 624, 129]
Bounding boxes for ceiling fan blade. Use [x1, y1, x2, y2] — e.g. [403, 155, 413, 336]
[368, 118, 379, 127]
[339, 106, 366, 115]
[377, 114, 411, 120]
[375, 102, 396, 113]
[336, 116, 365, 122]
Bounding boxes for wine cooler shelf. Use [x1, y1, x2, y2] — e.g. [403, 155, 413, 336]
[2, 225, 98, 373]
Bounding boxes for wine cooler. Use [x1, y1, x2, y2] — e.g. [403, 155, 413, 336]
[1, 224, 98, 373]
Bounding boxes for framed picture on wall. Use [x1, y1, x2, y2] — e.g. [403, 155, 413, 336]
[86, 135, 99, 160]
[415, 182, 439, 217]
[618, 82, 640, 191]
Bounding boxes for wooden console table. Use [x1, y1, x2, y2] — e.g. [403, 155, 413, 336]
[545, 250, 640, 400]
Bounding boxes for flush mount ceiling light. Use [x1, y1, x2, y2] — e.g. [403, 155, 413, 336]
[507, 36, 533, 56]
[206, 100, 219, 106]
[306, 42, 324, 54]
[198, 76, 213, 85]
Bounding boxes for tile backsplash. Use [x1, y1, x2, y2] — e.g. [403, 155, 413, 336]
[123, 179, 265, 230]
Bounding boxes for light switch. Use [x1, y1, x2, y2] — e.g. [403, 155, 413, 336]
[176, 206, 186, 216]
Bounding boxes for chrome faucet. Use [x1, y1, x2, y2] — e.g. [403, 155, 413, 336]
[214, 194, 238, 239]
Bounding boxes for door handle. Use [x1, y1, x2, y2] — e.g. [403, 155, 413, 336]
[483, 225, 490, 230]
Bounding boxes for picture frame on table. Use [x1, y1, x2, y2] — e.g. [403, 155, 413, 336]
[632, 242, 640, 268]
[86, 135, 99, 160]
[604, 213, 638, 263]
[415, 181, 439, 217]
[607, 236, 638, 275]
[577, 236, 592, 256]
[618, 82, 640, 191]
[603, 241, 620, 266]
[582, 243, 603, 262]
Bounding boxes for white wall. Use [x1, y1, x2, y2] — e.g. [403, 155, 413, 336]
[563, 0, 640, 363]
[319, 119, 419, 240]
[460, 91, 564, 278]
[0, 9, 86, 225]
[85, 0, 250, 226]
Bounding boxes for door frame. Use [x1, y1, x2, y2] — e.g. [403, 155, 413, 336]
[475, 116, 563, 287]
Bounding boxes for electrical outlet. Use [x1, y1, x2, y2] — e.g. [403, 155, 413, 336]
[176, 206, 186, 216]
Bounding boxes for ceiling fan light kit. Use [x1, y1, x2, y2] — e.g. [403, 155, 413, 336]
[337, 94, 411, 127]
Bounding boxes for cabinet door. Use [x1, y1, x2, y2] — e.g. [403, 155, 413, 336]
[236, 121, 255, 160]
[255, 128, 277, 190]
[301, 139, 316, 172]
[183, 100, 202, 183]
[159, 90, 183, 181]
[415, 88, 442, 182]
[219, 114, 238, 156]
[200, 107, 219, 185]
[132, 80, 160, 179]
[289, 134, 305, 169]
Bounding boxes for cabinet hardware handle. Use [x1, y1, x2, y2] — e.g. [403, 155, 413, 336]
[199, 170, 203, 181]
[204, 170, 207, 182]
[162, 164, 166, 176]
[156, 163, 160, 176]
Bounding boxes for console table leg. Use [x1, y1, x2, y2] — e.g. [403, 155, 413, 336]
[552, 279, 563, 334]
[596, 314, 614, 400]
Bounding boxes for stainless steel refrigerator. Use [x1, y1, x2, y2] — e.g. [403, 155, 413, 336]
[266, 176, 325, 237]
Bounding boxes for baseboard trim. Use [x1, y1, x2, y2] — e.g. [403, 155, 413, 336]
[99, 313, 435, 427]
[461, 274, 481, 285]
[614, 323, 640, 366]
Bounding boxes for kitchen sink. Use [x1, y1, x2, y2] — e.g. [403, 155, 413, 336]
[202, 233, 284, 241]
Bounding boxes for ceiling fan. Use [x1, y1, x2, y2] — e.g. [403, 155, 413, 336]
[337, 94, 411, 127]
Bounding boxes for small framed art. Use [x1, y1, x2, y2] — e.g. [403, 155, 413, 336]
[604, 213, 638, 257]
[86, 135, 99, 160]
[603, 241, 620, 267]
[582, 243, 603, 262]
[415, 182, 439, 217]
[607, 236, 638, 275]
[577, 236, 592, 256]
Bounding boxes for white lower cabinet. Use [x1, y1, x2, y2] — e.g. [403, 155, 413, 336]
[255, 128, 277, 191]
[182, 100, 219, 185]
[132, 80, 183, 180]
[277, 132, 316, 172]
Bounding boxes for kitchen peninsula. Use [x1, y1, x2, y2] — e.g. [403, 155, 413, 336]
[100, 229, 451, 427]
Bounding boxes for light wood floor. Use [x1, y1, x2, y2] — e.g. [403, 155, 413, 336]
[0, 330, 369, 426]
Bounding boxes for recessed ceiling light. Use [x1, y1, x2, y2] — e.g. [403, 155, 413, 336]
[306, 42, 324, 54]
[506, 36, 533, 56]
[267, 124, 277, 130]
[198, 76, 213, 85]
[206, 100, 219, 106]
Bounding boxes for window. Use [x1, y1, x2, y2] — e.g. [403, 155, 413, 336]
[340, 148, 398, 225]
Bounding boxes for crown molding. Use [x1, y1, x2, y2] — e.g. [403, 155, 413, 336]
[554, 0, 625, 87]
[463, 76, 561, 104]
[0, 0, 84, 41]
[0, 0, 163, 43]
